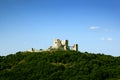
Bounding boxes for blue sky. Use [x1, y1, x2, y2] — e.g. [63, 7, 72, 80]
[0, 0, 120, 56]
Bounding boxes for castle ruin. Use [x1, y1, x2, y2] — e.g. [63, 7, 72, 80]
[48, 39, 78, 51]
[27, 39, 78, 52]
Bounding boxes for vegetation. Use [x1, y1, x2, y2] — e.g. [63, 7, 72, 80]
[0, 51, 120, 80]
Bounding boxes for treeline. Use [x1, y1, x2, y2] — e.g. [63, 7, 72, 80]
[0, 51, 120, 80]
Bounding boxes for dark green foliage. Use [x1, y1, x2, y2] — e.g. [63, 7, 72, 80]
[0, 51, 120, 80]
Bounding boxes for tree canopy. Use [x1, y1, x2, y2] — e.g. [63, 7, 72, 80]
[0, 51, 120, 80]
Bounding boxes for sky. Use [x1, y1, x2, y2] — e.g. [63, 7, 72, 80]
[0, 0, 120, 56]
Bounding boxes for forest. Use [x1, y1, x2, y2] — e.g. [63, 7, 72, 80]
[0, 50, 120, 80]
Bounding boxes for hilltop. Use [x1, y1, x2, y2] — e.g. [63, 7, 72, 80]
[0, 51, 120, 80]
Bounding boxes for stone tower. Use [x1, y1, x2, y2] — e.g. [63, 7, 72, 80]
[73, 44, 78, 52]
[61, 40, 69, 50]
[52, 39, 62, 50]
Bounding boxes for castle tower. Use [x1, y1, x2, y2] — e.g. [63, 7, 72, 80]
[73, 44, 78, 51]
[52, 39, 62, 49]
[31, 48, 35, 52]
[61, 40, 69, 50]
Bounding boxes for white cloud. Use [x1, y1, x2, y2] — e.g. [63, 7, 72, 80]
[100, 37, 113, 41]
[107, 37, 113, 41]
[89, 26, 99, 30]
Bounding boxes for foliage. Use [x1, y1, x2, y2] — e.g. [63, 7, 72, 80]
[0, 51, 120, 80]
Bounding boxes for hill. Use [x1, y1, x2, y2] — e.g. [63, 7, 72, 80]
[0, 51, 120, 80]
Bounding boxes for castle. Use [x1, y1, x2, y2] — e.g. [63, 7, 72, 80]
[28, 39, 78, 52]
[48, 39, 78, 51]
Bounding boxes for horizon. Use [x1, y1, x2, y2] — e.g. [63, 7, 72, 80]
[0, 0, 120, 56]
